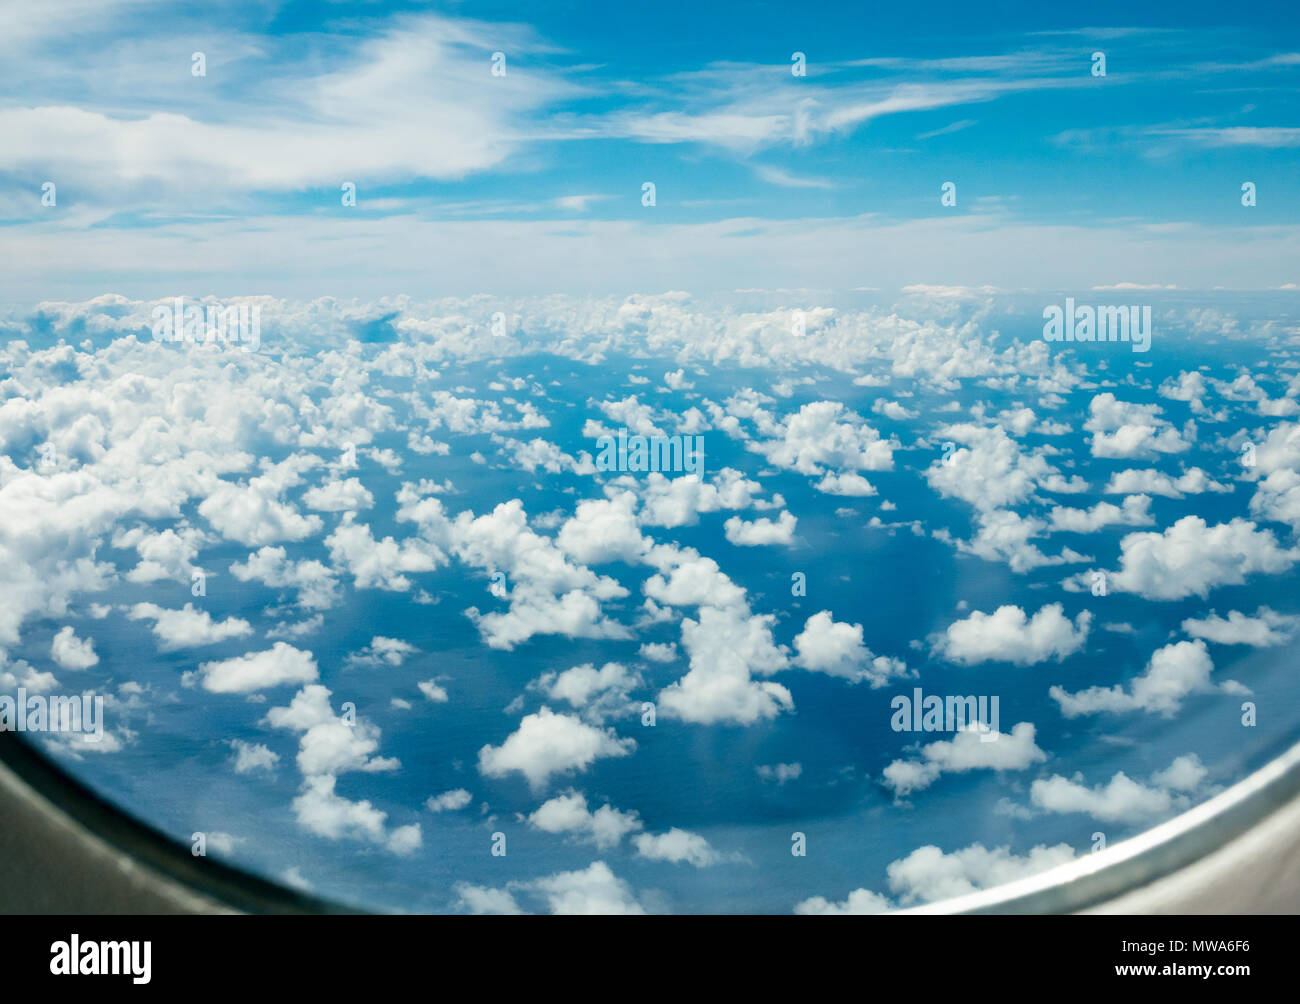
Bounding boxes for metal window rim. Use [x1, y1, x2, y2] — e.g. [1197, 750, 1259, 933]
[3, 730, 1300, 914]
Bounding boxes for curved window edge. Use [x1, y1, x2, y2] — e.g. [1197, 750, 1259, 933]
[4, 729, 1300, 915]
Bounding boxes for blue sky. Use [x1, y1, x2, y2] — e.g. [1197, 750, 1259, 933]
[3, 1, 1300, 298]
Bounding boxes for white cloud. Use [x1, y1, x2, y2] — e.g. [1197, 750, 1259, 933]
[345, 635, 418, 669]
[325, 516, 444, 591]
[194, 643, 319, 694]
[796, 841, 1076, 913]
[290, 774, 387, 843]
[632, 828, 720, 867]
[529, 661, 640, 723]
[113, 524, 208, 582]
[198, 459, 324, 547]
[1051, 639, 1215, 717]
[946, 508, 1091, 573]
[426, 788, 472, 812]
[229, 739, 279, 775]
[1030, 754, 1208, 823]
[723, 511, 797, 546]
[881, 722, 1047, 797]
[1181, 607, 1300, 647]
[454, 883, 525, 915]
[749, 401, 893, 477]
[127, 602, 252, 651]
[230, 546, 340, 610]
[794, 887, 893, 915]
[656, 604, 792, 725]
[793, 610, 909, 686]
[1103, 467, 1230, 497]
[454, 860, 649, 915]
[477, 707, 635, 790]
[814, 471, 877, 496]
[934, 603, 1090, 666]
[527, 861, 648, 915]
[1046, 494, 1153, 533]
[302, 477, 374, 512]
[642, 545, 747, 609]
[386, 823, 423, 856]
[885, 841, 1076, 906]
[417, 679, 449, 703]
[756, 762, 802, 784]
[1084, 393, 1192, 458]
[1, 12, 580, 199]
[556, 492, 648, 564]
[634, 470, 764, 528]
[527, 790, 642, 849]
[1108, 516, 1297, 600]
[925, 422, 1057, 512]
[415, 498, 629, 650]
[50, 625, 98, 669]
[265, 684, 399, 776]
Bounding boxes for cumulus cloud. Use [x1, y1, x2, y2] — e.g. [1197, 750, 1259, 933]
[723, 511, 797, 546]
[417, 679, 449, 703]
[265, 684, 399, 776]
[291, 774, 385, 842]
[426, 788, 473, 812]
[529, 661, 641, 724]
[1103, 467, 1230, 498]
[230, 546, 340, 611]
[127, 602, 252, 651]
[1107, 516, 1297, 600]
[1084, 393, 1192, 458]
[198, 458, 324, 547]
[1051, 639, 1216, 717]
[945, 508, 1091, 573]
[885, 841, 1076, 906]
[7, 287, 1297, 914]
[1046, 494, 1153, 533]
[795, 841, 1076, 913]
[455, 860, 648, 915]
[756, 762, 802, 784]
[814, 471, 877, 496]
[326, 516, 444, 591]
[525, 860, 649, 915]
[477, 707, 635, 790]
[229, 739, 280, 774]
[792, 610, 909, 686]
[454, 883, 526, 915]
[527, 790, 642, 849]
[1181, 607, 1300, 647]
[633, 470, 765, 528]
[749, 400, 894, 476]
[656, 604, 792, 725]
[934, 603, 1090, 666]
[344, 635, 418, 669]
[794, 887, 893, 915]
[1030, 754, 1208, 824]
[414, 498, 630, 650]
[302, 476, 374, 512]
[925, 422, 1058, 512]
[113, 525, 209, 583]
[881, 722, 1047, 797]
[264, 683, 412, 853]
[632, 828, 720, 867]
[556, 492, 648, 564]
[50, 625, 98, 669]
[193, 642, 319, 694]
[642, 545, 747, 609]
